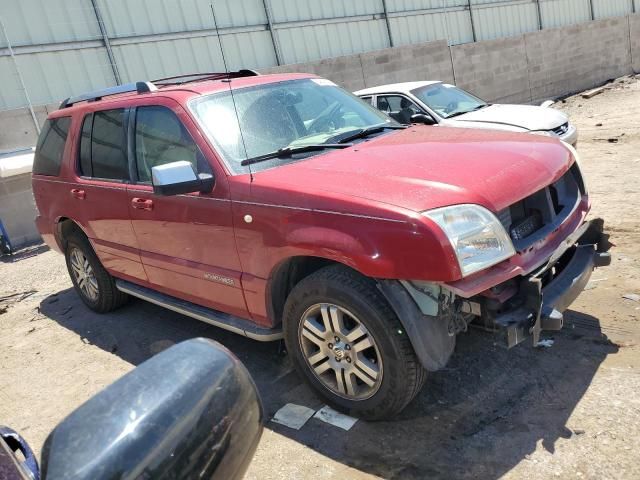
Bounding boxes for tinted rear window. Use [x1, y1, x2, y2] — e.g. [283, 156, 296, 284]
[90, 109, 129, 181]
[33, 117, 71, 176]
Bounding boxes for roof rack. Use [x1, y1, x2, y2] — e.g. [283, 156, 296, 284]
[59, 81, 158, 109]
[151, 69, 260, 85]
[58, 70, 260, 109]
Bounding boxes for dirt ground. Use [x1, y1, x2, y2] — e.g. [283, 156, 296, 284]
[1, 76, 639, 479]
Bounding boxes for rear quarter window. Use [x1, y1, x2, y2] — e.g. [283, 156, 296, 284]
[33, 117, 71, 176]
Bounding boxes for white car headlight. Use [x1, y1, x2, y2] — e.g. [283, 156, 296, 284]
[529, 130, 555, 137]
[423, 204, 516, 277]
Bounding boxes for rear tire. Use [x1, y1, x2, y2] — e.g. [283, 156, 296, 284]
[283, 265, 426, 420]
[65, 233, 128, 313]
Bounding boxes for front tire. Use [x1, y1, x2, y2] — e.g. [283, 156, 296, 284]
[65, 233, 128, 313]
[283, 265, 426, 420]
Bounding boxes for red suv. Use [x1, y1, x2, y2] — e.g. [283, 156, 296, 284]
[32, 71, 610, 419]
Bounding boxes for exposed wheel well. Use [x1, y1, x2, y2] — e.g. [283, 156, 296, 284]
[57, 218, 85, 250]
[268, 256, 340, 324]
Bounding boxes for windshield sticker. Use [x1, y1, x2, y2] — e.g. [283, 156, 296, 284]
[311, 78, 337, 87]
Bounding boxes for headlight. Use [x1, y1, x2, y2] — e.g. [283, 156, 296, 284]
[529, 130, 555, 137]
[423, 204, 516, 277]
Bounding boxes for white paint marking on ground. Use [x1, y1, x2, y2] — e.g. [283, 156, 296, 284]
[313, 405, 358, 431]
[271, 403, 316, 430]
[536, 339, 555, 348]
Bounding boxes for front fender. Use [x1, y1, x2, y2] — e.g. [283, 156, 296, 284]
[377, 280, 455, 371]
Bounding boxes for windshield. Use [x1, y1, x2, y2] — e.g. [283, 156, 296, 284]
[411, 83, 487, 119]
[190, 78, 397, 173]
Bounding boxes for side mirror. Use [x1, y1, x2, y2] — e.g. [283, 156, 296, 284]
[540, 100, 555, 108]
[41, 338, 263, 480]
[151, 161, 214, 196]
[410, 113, 436, 125]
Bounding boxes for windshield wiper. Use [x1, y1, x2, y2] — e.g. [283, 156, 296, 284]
[240, 143, 353, 167]
[327, 124, 406, 144]
[447, 104, 490, 119]
[446, 111, 469, 119]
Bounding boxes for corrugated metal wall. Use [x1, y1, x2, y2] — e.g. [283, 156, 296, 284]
[0, 0, 638, 111]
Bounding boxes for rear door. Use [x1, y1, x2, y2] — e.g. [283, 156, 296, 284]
[126, 99, 248, 319]
[72, 108, 147, 283]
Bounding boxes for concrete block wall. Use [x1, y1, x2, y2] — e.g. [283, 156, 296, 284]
[451, 36, 530, 104]
[358, 40, 454, 89]
[0, 173, 40, 248]
[262, 53, 367, 92]
[631, 14, 640, 73]
[264, 15, 637, 105]
[263, 40, 454, 92]
[525, 17, 634, 103]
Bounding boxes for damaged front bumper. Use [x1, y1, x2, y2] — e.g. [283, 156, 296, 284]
[484, 218, 611, 347]
[378, 219, 611, 371]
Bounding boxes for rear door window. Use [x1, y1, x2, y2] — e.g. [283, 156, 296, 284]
[78, 109, 129, 181]
[134, 106, 208, 183]
[33, 117, 71, 176]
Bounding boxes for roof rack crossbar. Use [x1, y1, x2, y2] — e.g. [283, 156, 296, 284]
[59, 81, 157, 109]
[151, 69, 259, 85]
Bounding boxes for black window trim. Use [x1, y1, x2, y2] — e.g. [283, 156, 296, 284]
[76, 107, 133, 184]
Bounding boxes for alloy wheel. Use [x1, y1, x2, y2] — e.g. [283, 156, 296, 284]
[69, 247, 99, 302]
[298, 303, 383, 400]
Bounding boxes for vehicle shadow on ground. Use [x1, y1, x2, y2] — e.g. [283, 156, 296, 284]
[40, 290, 618, 480]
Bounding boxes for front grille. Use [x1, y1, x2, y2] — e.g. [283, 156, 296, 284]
[497, 164, 583, 251]
[551, 122, 569, 136]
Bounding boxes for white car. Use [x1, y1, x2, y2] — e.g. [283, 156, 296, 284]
[355, 81, 578, 146]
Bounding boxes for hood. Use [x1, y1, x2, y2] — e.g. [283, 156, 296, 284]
[452, 104, 568, 131]
[251, 126, 574, 213]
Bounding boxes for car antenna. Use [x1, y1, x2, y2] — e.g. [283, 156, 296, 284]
[210, 2, 253, 182]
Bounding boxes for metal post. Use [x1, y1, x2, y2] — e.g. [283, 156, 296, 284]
[588, 0, 595, 20]
[381, 0, 394, 48]
[441, 0, 452, 46]
[468, 0, 477, 42]
[632, 0, 636, 14]
[262, 0, 283, 65]
[0, 17, 40, 135]
[535, 0, 543, 30]
[90, 0, 121, 84]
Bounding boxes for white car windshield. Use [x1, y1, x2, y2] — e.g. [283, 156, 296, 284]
[412, 83, 488, 119]
[190, 78, 397, 173]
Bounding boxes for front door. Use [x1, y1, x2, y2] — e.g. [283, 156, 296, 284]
[126, 101, 248, 319]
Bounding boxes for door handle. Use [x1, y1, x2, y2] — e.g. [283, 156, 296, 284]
[70, 188, 86, 200]
[131, 197, 154, 211]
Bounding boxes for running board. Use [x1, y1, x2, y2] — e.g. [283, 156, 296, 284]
[115, 280, 283, 342]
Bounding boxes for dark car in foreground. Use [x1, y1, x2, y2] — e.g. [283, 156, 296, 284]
[1, 338, 263, 480]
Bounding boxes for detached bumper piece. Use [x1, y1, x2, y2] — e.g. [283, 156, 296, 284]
[486, 219, 611, 348]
